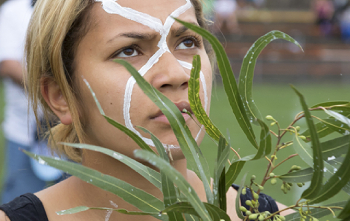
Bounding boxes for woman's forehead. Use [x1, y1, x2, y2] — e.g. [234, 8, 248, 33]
[95, 0, 191, 24]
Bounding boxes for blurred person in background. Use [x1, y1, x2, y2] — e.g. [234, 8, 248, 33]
[313, 0, 335, 36]
[0, 0, 62, 204]
[334, 0, 350, 42]
[213, 0, 240, 34]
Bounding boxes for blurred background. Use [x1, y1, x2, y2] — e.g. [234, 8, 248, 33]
[0, 0, 349, 219]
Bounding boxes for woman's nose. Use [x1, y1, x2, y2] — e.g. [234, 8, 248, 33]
[149, 52, 190, 93]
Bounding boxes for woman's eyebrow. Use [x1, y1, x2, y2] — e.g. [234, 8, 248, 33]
[107, 32, 157, 44]
[172, 23, 198, 37]
[106, 22, 199, 44]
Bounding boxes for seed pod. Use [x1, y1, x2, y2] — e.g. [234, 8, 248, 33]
[299, 135, 307, 140]
[242, 188, 247, 195]
[239, 206, 247, 212]
[266, 115, 274, 120]
[285, 183, 291, 190]
[279, 215, 286, 221]
[258, 214, 265, 221]
[246, 211, 252, 216]
[253, 192, 259, 200]
[297, 183, 303, 187]
[271, 178, 277, 185]
[270, 122, 276, 126]
[259, 185, 264, 191]
[251, 175, 256, 180]
[249, 214, 259, 220]
[295, 126, 300, 131]
[288, 182, 293, 186]
[245, 200, 252, 206]
[269, 173, 275, 178]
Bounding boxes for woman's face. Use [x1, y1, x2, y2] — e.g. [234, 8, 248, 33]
[74, 0, 212, 159]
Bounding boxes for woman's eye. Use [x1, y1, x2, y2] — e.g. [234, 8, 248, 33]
[176, 38, 196, 50]
[116, 48, 139, 58]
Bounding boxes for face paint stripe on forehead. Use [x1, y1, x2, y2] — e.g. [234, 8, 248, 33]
[95, 0, 208, 148]
[95, 0, 164, 32]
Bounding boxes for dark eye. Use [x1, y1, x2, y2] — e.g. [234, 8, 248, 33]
[176, 38, 195, 50]
[116, 47, 139, 58]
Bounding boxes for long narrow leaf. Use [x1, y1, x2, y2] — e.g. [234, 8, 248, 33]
[338, 199, 350, 220]
[310, 137, 350, 204]
[292, 86, 323, 200]
[311, 101, 350, 111]
[235, 174, 247, 220]
[138, 127, 184, 221]
[321, 135, 350, 159]
[324, 109, 350, 127]
[279, 168, 313, 183]
[284, 201, 346, 220]
[134, 150, 212, 221]
[253, 119, 272, 160]
[62, 143, 161, 189]
[188, 54, 223, 141]
[238, 31, 302, 123]
[225, 120, 271, 191]
[114, 59, 213, 204]
[302, 117, 350, 141]
[83, 78, 155, 154]
[174, 18, 258, 150]
[162, 202, 230, 221]
[23, 151, 165, 216]
[213, 137, 230, 209]
[294, 136, 350, 195]
[57, 206, 159, 216]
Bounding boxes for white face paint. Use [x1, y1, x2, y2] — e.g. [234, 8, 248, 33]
[95, 0, 208, 148]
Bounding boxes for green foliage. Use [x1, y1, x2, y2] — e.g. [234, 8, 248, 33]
[25, 19, 350, 220]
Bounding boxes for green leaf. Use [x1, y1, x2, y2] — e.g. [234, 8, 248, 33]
[162, 202, 230, 221]
[280, 136, 350, 183]
[138, 127, 184, 221]
[225, 120, 271, 190]
[311, 101, 350, 111]
[184, 214, 199, 221]
[23, 151, 165, 216]
[114, 59, 213, 204]
[238, 31, 302, 124]
[294, 137, 350, 196]
[225, 160, 246, 191]
[292, 86, 323, 200]
[302, 117, 350, 141]
[213, 136, 230, 209]
[83, 79, 155, 154]
[188, 54, 223, 141]
[324, 109, 350, 127]
[321, 135, 350, 160]
[174, 18, 258, 150]
[134, 150, 212, 221]
[57, 206, 159, 216]
[278, 167, 313, 183]
[310, 137, 350, 204]
[284, 201, 346, 220]
[253, 119, 272, 160]
[62, 143, 161, 189]
[338, 199, 350, 220]
[235, 174, 247, 220]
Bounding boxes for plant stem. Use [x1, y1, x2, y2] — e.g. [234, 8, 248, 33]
[230, 147, 241, 159]
[271, 154, 298, 172]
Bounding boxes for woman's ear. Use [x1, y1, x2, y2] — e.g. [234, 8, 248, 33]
[41, 77, 72, 125]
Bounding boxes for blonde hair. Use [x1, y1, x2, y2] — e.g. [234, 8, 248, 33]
[25, 0, 213, 162]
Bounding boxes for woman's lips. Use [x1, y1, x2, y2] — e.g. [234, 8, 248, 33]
[150, 101, 193, 124]
[152, 112, 191, 124]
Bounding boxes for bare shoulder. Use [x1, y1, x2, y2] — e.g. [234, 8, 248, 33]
[0, 210, 10, 221]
